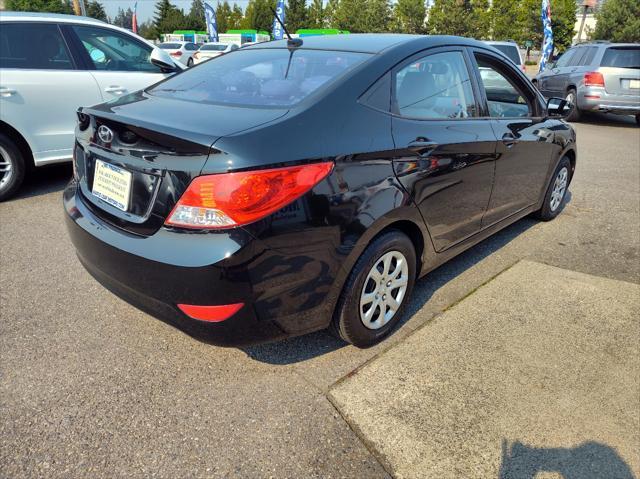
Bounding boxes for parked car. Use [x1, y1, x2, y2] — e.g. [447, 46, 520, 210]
[64, 35, 576, 347]
[485, 40, 526, 73]
[158, 41, 199, 66]
[0, 12, 183, 201]
[534, 42, 640, 123]
[193, 42, 239, 64]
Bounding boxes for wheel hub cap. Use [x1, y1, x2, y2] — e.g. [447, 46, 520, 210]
[550, 166, 568, 212]
[0, 145, 13, 189]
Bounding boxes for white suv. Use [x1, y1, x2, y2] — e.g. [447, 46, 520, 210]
[0, 12, 183, 200]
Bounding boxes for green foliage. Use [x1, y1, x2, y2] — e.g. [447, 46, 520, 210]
[113, 6, 134, 29]
[427, 0, 489, 39]
[333, 0, 390, 33]
[306, 0, 324, 29]
[552, 0, 577, 53]
[185, 0, 206, 31]
[592, 0, 640, 43]
[287, 0, 307, 32]
[216, 1, 233, 33]
[153, 0, 187, 36]
[6, 0, 73, 14]
[490, 0, 520, 41]
[242, 0, 275, 32]
[392, 0, 426, 34]
[137, 20, 157, 39]
[85, 0, 107, 21]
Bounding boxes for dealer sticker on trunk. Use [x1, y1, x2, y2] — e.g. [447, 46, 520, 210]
[92, 159, 132, 212]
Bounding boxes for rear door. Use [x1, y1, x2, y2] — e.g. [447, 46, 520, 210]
[0, 21, 101, 164]
[63, 24, 168, 101]
[598, 46, 640, 97]
[390, 48, 498, 252]
[542, 47, 577, 97]
[470, 49, 555, 225]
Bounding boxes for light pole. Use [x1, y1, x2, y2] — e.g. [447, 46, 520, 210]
[577, 0, 596, 43]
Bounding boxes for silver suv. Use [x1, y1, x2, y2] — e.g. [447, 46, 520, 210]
[534, 42, 640, 124]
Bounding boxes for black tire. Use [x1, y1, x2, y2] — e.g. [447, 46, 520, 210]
[533, 156, 571, 221]
[564, 88, 581, 122]
[331, 230, 416, 348]
[635, 114, 639, 126]
[0, 133, 26, 202]
[187, 58, 194, 67]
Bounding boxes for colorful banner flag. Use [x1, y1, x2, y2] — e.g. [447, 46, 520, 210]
[539, 0, 553, 72]
[272, 0, 286, 40]
[132, 2, 138, 34]
[204, 1, 219, 42]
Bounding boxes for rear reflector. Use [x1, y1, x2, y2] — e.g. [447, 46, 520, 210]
[170, 51, 183, 57]
[177, 303, 244, 322]
[584, 71, 605, 87]
[166, 162, 334, 229]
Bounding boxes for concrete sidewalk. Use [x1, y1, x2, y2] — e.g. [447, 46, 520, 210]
[330, 261, 640, 478]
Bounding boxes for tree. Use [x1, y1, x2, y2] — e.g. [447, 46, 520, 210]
[85, 0, 107, 21]
[186, 0, 206, 31]
[153, 0, 186, 35]
[552, 0, 578, 53]
[138, 20, 157, 39]
[489, 0, 520, 41]
[6, 0, 73, 14]
[230, 3, 244, 29]
[393, 0, 426, 34]
[113, 7, 134, 29]
[592, 0, 640, 43]
[306, 0, 324, 29]
[287, 0, 307, 32]
[216, 1, 233, 33]
[333, 0, 367, 32]
[242, 0, 275, 32]
[427, 0, 489, 39]
[362, 0, 391, 32]
[324, 0, 339, 28]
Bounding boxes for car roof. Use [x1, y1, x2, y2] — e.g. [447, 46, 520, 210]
[252, 34, 486, 54]
[0, 11, 106, 26]
[160, 41, 189, 45]
[484, 41, 519, 47]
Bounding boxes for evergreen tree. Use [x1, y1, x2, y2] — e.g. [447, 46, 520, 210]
[230, 3, 244, 29]
[552, 0, 578, 53]
[216, 1, 233, 33]
[323, 0, 339, 28]
[489, 0, 520, 40]
[6, 0, 73, 14]
[592, 0, 639, 43]
[242, 0, 274, 32]
[427, 0, 489, 39]
[306, 0, 324, 28]
[362, 0, 391, 32]
[186, 0, 206, 31]
[334, 0, 367, 32]
[113, 7, 134, 29]
[393, 0, 425, 34]
[85, 0, 107, 21]
[286, 0, 308, 32]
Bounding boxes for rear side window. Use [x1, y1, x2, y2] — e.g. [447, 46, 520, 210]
[492, 45, 521, 65]
[393, 51, 476, 119]
[578, 47, 597, 66]
[159, 43, 182, 50]
[554, 49, 575, 68]
[0, 22, 73, 70]
[567, 48, 586, 66]
[201, 44, 227, 51]
[601, 47, 640, 69]
[149, 48, 371, 107]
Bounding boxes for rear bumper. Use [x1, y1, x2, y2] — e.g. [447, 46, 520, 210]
[63, 180, 288, 346]
[578, 87, 640, 115]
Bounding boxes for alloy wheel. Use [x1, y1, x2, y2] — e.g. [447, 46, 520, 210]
[0, 145, 13, 190]
[550, 166, 568, 212]
[359, 250, 409, 330]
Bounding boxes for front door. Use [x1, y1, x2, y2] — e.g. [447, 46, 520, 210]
[390, 49, 497, 252]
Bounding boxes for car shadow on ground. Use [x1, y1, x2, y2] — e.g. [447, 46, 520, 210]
[571, 112, 638, 129]
[8, 163, 72, 201]
[243, 214, 541, 365]
[499, 439, 635, 479]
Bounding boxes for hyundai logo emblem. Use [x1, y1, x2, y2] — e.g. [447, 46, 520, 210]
[97, 125, 114, 144]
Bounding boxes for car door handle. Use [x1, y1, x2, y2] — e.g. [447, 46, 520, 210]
[407, 140, 439, 156]
[0, 87, 17, 97]
[502, 133, 519, 148]
[104, 86, 127, 95]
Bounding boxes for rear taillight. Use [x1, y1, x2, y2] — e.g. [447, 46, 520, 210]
[170, 51, 182, 57]
[584, 71, 605, 87]
[166, 162, 334, 229]
[194, 52, 200, 59]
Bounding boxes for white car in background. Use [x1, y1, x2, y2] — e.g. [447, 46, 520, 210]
[192, 42, 239, 64]
[158, 41, 199, 67]
[484, 41, 527, 73]
[0, 12, 183, 200]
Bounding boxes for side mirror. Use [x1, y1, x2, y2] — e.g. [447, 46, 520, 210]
[547, 97, 572, 117]
[150, 48, 181, 73]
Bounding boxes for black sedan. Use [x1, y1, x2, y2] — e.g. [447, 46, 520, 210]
[64, 34, 577, 347]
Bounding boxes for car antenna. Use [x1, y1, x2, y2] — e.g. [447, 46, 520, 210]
[270, 7, 303, 49]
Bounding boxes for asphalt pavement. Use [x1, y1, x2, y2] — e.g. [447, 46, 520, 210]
[1, 112, 639, 477]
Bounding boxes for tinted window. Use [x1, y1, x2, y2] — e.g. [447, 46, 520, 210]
[72, 25, 160, 73]
[492, 44, 521, 65]
[476, 56, 531, 118]
[185, 43, 198, 51]
[159, 43, 182, 50]
[567, 48, 586, 66]
[555, 49, 575, 68]
[150, 49, 371, 107]
[580, 47, 598, 66]
[201, 44, 227, 51]
[394, 51, 476, 119]
[0, 22, 73, 70]
[601, 47, 640, 69]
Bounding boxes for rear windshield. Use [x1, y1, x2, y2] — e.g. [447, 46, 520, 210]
[149, 48, 371, 107]
[201, 44, 227, 51]
[601, 47, 640, 69]
[159, 43, 182, 49]
[492, 44, 521, 65]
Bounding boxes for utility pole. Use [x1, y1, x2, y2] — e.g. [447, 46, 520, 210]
[577, 0, 596, 43]
[72, 0, 87, 16]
